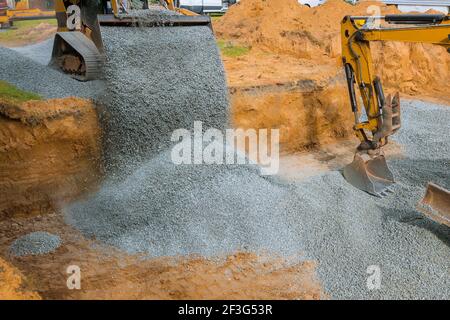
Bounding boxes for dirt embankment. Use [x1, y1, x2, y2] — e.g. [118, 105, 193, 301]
[232, 84, 352, 152]
[216, 0, 450, 152]
[0, 97, 102, 217]
[78, 253, 322, 300]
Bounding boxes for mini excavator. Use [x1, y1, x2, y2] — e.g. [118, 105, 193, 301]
[50, 0, 211, 81]
[0, 0, 55, 29]
[341, 13, 450, 226]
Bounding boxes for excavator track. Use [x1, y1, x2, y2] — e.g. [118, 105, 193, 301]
[50, 32, 104, 81]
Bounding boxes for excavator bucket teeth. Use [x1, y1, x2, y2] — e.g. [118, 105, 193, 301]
[418, 183, 450, 227]
[343, 152, 395, 197]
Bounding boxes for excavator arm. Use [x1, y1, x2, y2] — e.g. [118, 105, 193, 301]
[341, 14, 450, 151]
[341, 14, 450, 226]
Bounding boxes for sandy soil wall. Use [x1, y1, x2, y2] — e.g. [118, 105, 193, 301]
[232, 84, 353, 152]
[0, 98, 102, 217]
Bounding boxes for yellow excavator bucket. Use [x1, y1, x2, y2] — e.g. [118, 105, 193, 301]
[342, 94, 400, 197]
[418, 183, 450, 227]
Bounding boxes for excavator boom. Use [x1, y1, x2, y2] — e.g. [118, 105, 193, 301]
[341, 14, 450, 155]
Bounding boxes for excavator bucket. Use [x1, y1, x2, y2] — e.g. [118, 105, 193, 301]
[343, 151, 395, 197]
[50, 31, 104, 81]
[50, 0, 212, 81]
[418, 183, 450, 227]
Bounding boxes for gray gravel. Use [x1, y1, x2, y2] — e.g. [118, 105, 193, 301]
[3, 22, 448, 299]
[65, 148, 301, 257]
[65, 100, 450, 299]
[121, 7, 181, 19]
[289, 100, 450, 299]
[98, 25, 229, 177]
[10, 38, 54, 65]
[0, 45, 105, 99]
[9, 232, 61, 257]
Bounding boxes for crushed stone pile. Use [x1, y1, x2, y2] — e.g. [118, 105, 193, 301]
[291, 100, 450, 299]
[11, 38, 54, 65]
[65, 149, 302, 257]
[215, 0, 450, 98]
[123, 6, 181, 17]
[9, 232, 61, 257]
[98, 25, 229, 177]
[118, 7, 182, 26]
[66, 100, 450, 299]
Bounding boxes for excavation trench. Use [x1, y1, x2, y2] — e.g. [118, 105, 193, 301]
[230, 78, 354, 153]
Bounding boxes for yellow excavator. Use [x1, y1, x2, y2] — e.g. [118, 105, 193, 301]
[0, 0, 55, 28]
[341, 13, 450, 226]
[50, 0, 211, 81]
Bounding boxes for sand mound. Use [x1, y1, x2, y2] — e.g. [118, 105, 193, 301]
[216, 0, 450, 98]
[0, 97, 102, 217]
[216, 0, 389, 59]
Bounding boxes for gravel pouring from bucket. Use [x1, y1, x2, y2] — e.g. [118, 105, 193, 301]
[418, 183, 450, 227]
[50, 2, 212, 81]
[343, 150, 395, 197]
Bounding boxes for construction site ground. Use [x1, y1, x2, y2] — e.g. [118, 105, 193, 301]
[0, 0, 449, 300]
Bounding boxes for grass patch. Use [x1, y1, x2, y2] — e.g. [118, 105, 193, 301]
[12, 19, 56, 29]
[0, 81, 41, 102]
[210, 15, 223, 21]
[217, 40, 250, 58]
